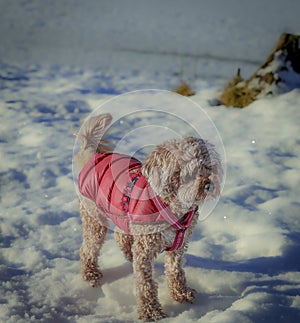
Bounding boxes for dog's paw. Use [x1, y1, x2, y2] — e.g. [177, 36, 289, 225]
[82, 269, 103, 287]
[138, 309, 168, 322]
[171, 288, 197, 303]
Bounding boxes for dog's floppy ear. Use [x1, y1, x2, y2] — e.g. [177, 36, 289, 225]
[142, 146, 179, 197]
[143, 165, 163, 195]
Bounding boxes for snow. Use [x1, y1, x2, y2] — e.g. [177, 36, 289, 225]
[1, 0, 300, 322]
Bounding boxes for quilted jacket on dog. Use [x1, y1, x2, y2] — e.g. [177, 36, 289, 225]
[78, 152, 173, 234]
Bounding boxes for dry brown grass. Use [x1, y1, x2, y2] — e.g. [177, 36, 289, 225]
[219, 69, 260, 108]
[219, 33, 300, 108]
[173, 82, 195, 96]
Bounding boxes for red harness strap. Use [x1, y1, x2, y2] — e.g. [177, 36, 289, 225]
[121, 172, 198, 252]
[165, 209, 196, 251]
[152, 194, 198, 252]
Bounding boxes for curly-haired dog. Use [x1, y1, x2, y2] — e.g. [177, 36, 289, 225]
[74, 113, 223, 321]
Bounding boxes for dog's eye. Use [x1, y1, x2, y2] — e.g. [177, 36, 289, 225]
[204, 181, 214, 192]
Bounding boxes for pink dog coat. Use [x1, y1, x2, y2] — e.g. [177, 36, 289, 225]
[78, 153, 197, 251]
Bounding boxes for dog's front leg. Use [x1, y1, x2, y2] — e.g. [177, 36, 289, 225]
[164, 249, 196, 303]
[132, 234, 167, 321]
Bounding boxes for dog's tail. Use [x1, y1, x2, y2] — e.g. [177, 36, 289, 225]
[74, 113, 112, 169]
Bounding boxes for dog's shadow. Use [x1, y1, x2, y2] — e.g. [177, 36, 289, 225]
[96, 259, 236, 320]
[101, 262, 133, 285]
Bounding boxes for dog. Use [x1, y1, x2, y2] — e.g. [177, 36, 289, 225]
[74, 113, 223, 321]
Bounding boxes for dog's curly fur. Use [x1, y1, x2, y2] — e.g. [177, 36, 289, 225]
[74, 113, 223, 321]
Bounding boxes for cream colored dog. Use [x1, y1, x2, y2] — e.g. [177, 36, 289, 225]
[74, 113, 223, 321]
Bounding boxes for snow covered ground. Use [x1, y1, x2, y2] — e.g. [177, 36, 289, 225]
[1, 1, 300, 322]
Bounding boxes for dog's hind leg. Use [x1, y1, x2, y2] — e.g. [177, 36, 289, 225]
[114, 232, 134, 262]
[80, 203, 107, 287]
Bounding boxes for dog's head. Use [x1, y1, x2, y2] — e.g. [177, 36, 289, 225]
[142, 136, 223, 211]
